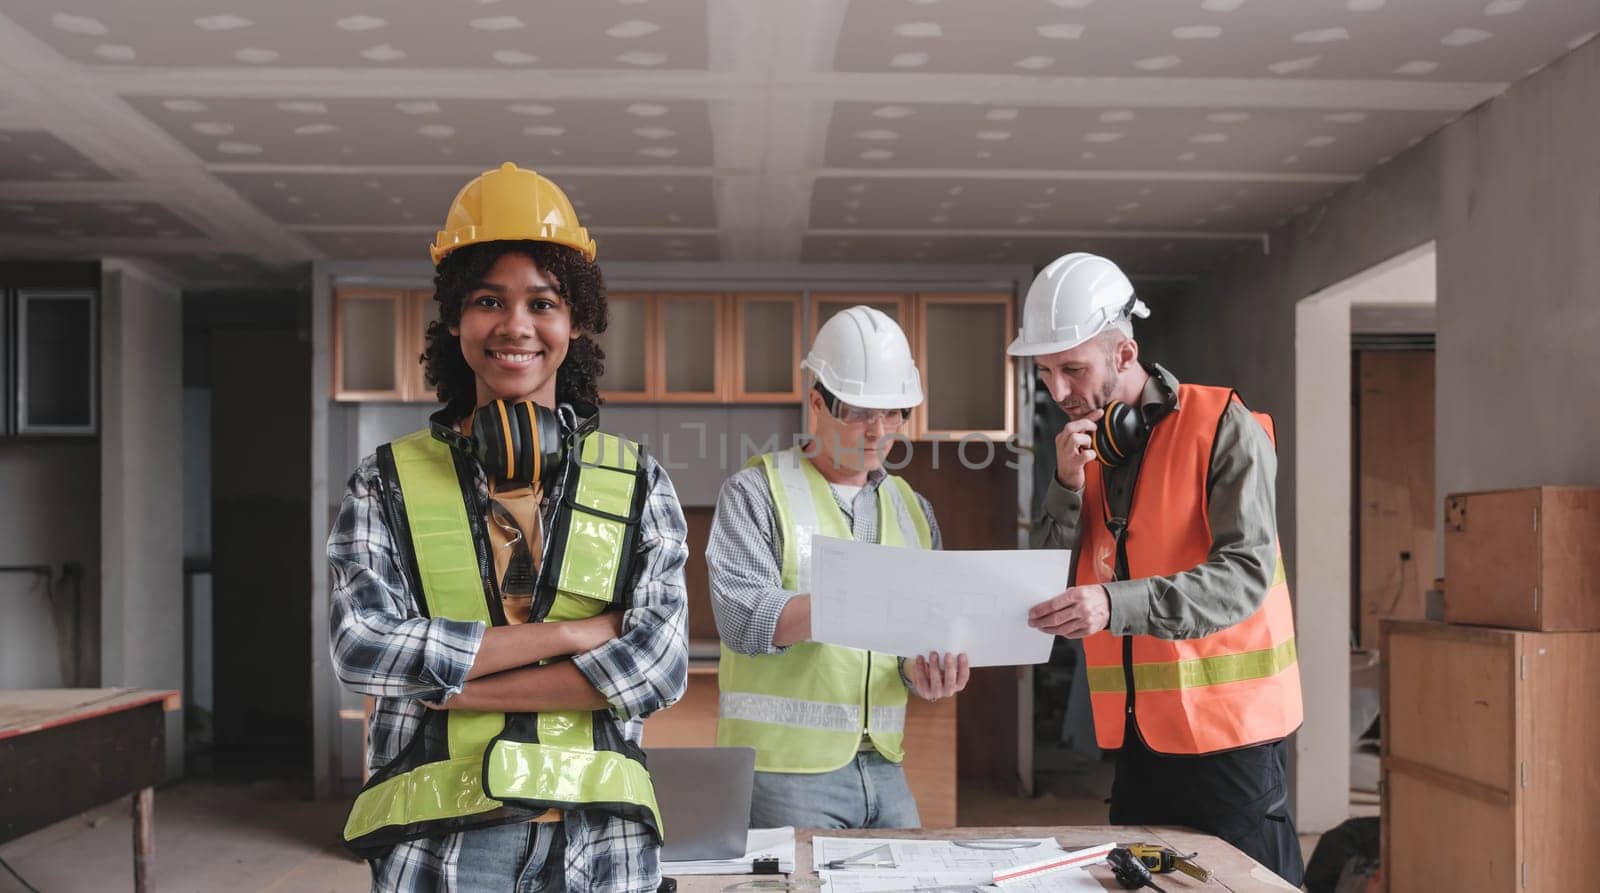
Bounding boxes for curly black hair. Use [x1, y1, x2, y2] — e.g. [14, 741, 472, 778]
[421, 240, 609, 420]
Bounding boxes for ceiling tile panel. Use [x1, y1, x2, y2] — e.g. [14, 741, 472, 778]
[0, 200, 203, 238]
[303, 229, 720, 263]
[0, 131, 117, 181]
[802, 233, 1236, 278]
[5, 0, 708, 70]
[125, 97, 714, 168]
[834, 0, 1600, 81]
[824, 102, 1453, 174]
[811, 175, 1340, 231]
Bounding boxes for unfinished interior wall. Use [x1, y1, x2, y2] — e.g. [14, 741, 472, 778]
[99, 262, 185, 776]
[1435, 38, 1600, 496]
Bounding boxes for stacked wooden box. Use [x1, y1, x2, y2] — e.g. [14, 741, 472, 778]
[1381, 487, 1600, 891]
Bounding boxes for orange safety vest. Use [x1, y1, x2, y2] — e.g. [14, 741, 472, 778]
[1076, 383, 1302, 755]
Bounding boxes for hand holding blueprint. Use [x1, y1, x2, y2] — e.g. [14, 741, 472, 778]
[809, 536, 1069, 667]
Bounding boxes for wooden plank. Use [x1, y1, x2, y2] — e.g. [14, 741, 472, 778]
[674, 826, 1293, 892]
[1383, 622, 1516, 791]
[1355, 350, 1434, 649]
[0, 688, 177, 741]
[1522, 630, 1600, 892]
[1539, 488, 1600, 630]
[1385, 769, 1517, 892]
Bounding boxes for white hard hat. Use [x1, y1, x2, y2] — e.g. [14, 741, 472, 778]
[802, 306, 924, 410]
[1006, 252, 1150, 357]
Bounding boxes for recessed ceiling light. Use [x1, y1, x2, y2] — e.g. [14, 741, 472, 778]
[1282, 154, 1301, 164]
[234, 47, 280, 64]
[1347, 0, 1386, 9]
[1116, 202, 1140, 211]
[1305, 135, 1337, 148]
[617, 51, 669, 66]
[1441, 28, 1492, 46]
[470, 16, 526, 31]
[639, 146, 680, 158]
[1293, 28, 1349, 43]
[1268, 55, 1320, 74]
[890, 52, 930, 67]
[873, 105, 916, 119]
[986, 108, 1019, 121]
[163, 99, 208, 113]
[195, 15, 253, 31]
[893, 22, 943, 38]
[217, 142, 264, 155]
[509, 103, 556, 116]
[361, 44, 407, 62]
[417, 124, 457, 138]
[1172, 25, 1222, 39]
[1484, 0, 1525, 13]
[626, 103, 670, 117]
[607, 19, 661, 38]
[1177, 151, 1198, 162]
[523, 125, 566, 136]
[947, 186, 963, 195]
[277, 101, 328, 114]
[1083, 131, 1125, 143]
[294, 123, 341, 135]
[634, 126, 676, 139]
[396, 101, 441, 115]
[50, 13, 107, 35]
[1014, 55, 1055, 70]
[1206, 111, 1250, 123]
[860, 149, 894, 161]
[93, 44, 136, 62]
[854, 129, 900, 140]
[1100, 110, 1136, 123]
[1037, 24, 1085, 40]
[1393, 60, 1439, 75]
[1134, 55, 1181, 71]
[335, 15, 388, 32]
[976, 130, 1012, 141]
[493, 51, 537, 65]
[191, 121, 235, 136]
[1200, 0, 1246, 11]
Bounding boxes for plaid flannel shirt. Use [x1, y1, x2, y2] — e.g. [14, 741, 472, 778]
[328, 434, 689, 893]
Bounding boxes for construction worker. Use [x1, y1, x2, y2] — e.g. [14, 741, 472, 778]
[707, 306, 970, 829]
[1013, 253, 1305, 884]
[328, 162, 689, 892]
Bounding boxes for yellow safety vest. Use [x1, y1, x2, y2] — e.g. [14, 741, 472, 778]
[342, 428, 662, 858]
[717, 448, 933, 773]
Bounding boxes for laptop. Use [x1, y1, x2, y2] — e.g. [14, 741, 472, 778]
[647, 745, 757, 862]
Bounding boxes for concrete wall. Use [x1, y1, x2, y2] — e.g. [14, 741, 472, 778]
[99, 262, 185, 777]
[1435, 38, 1600, 495]
[0, 442, 99, 689]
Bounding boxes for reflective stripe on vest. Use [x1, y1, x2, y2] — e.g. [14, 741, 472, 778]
[342, 428, 662, 855]
[1075, 385, 1303, 755]
[717, 448, 931, 773]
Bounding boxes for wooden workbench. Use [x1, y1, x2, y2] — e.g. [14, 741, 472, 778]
[0, 688, 180, 892]
[676, 825, 1298, 892]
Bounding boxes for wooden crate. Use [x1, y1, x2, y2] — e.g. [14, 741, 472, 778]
[1443, 487, 1600, 630]
[1381, 621, 1600, 892]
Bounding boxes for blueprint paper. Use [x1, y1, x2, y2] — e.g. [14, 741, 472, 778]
[808, 537, 1066, 667]
[819, 871, 1106, 893]
[661, 826, 796, 875]
[811, 836, 1060, 877]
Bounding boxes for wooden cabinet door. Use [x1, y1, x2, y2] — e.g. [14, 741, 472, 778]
[915, 293, 1015, 440]
[732, 293, 802, 402]
[333, 287, 408, 401]
[594, 291, 655, 403]
[809, 293, 915, 347]
[656, 293, 726, 402]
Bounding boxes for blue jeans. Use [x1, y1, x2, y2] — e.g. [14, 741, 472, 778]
[453, 821, 566, 892]
[749, 751, 921, 829]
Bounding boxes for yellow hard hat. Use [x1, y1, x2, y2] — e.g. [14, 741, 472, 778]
[429, 162, 596, 265]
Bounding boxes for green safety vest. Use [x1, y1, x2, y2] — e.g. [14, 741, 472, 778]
[717, 448, 933, 774]
[342, 427, 662, 858]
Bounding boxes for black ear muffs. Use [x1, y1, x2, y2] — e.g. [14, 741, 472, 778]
[1092, 399, 1149, 468]
[431, 399, 565, 487]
